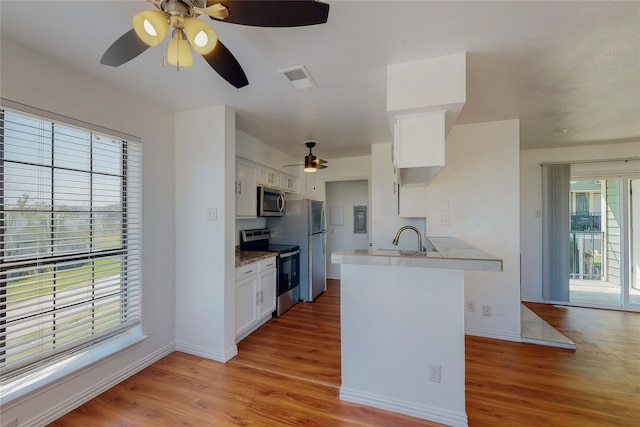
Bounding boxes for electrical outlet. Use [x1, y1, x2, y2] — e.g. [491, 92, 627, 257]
[3, 418, 18, 427]
[206, 207, 217, 221]
[467, 302, 475, 312]
[483, 305, 492, 317]
[496, 303, 505, 316]
[441, 215, 450, 226]
[429, 364, 441, 383]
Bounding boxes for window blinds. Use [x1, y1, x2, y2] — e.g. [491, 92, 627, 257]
[0, 107, 142, 376]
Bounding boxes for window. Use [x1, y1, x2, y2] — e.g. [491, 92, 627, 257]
[0, 106, 142, 378]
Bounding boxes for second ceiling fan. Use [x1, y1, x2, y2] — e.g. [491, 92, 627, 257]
[284, 140, 328, 173]
[101, 0, 330, 88]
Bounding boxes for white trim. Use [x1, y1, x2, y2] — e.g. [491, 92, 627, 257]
[340, 386, 468, 427]
[521, 337, 576, 350]
[465, 328, 522, 343]
[174, 342, 238, 363]
[1, 335, 177, 426]
[0, 97, 141, 143]
[20, 343, 174, 427]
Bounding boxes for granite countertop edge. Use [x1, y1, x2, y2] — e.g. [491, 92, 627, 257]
[235, 250, 277, 267]
[331, 237, 503, 272]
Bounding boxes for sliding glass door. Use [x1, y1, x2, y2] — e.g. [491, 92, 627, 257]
[630, 178, 639, 307]
[569, 176, 639, 311]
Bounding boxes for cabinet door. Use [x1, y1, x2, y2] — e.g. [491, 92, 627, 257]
[258, 265, 277, 319]
[257, 168, 270, 186]
[269, 172, 281, 188]
[236, 161, 257, 218]
[235, 271, 259, 337]
[395, 112, 445, 169]
[282, 175, 297, 193]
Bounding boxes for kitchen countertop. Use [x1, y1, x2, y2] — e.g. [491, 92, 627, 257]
[235, 249, 277, 267]
[331, 237, 502, 272]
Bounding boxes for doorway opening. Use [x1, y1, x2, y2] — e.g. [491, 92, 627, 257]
[325, 180, 369, 280]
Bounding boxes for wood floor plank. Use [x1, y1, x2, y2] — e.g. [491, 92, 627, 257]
[48, 281, 639, 426]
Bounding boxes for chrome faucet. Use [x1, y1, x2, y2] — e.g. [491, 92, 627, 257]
[392, 226, 426, 252]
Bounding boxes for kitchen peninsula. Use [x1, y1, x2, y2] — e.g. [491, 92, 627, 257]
[331, 238, 502, 427]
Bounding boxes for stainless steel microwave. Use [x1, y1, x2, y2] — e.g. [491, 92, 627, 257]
[257, 186, 285, 216]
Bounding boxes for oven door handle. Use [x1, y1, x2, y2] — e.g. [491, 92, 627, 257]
[279, 249, 300, 258]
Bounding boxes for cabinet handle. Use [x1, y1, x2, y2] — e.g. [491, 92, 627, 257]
[265, 262, 274, 268]
[256, 292, 260, 305]
[244, 269, 254, 274]
[238, 182, 242, 195]
[260, 290, 264, 303]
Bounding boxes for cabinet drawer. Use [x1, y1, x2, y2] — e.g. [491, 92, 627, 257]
[235, 263, 258, 281]
[258, 256, 277, 271]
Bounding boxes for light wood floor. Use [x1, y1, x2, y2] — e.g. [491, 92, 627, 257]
[49, 280, 640, 426]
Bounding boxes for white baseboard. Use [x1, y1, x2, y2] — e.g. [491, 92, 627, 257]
[340, 387, 468, 427]
[521, 297, 544, 303]
[465, 327, 522, 342]
[175, 341, 238, 362]
[25, 343, 175, 427]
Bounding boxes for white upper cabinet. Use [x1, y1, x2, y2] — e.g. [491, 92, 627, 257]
[393, 110, 445, 185]
[280, 175, 297, 193]
[257, 168, 281, 189]
[255, 166, 297, 193]
[387, 53, 467, 186]
[236, 160, 257, 218]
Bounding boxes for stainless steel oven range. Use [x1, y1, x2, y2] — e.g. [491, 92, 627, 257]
[240, 228, 300, 316]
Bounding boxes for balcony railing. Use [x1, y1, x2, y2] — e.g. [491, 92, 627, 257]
[571, 213, 601, 231]
[570, 231, 604, 280]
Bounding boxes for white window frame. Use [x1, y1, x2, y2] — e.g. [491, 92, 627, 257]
[0, 99, 143, 402]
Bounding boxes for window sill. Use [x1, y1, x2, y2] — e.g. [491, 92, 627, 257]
[0, 328, 147, 406]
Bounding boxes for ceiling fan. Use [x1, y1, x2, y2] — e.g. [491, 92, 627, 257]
[284, 140, 328, 173]
[100, 0, 330, 88]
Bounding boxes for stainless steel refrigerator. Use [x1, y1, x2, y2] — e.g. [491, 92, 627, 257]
[268, 199, 327, 302]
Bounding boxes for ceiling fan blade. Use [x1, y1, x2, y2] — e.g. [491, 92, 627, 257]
[313, 158, 328, 164]
[100, 29, 150, 67]
[315, 164, 328, 170]
[202, 39, 249, 88]
[283, 164, 304, 167]
[194, 3, 229, 19]
[210, 0, 330, 27]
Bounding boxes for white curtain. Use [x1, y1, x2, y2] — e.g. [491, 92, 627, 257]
[542, 163, 570, 302]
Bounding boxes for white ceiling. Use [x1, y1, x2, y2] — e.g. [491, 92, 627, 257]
[1, 0, 639, 160]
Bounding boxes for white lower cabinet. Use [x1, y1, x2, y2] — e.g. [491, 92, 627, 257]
[258, 259, 277, 319]
[235, 257, 277, 342]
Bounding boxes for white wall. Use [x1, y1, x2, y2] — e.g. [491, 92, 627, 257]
[236, 130, 300, 176]
[425, 119, 521, 341]
[520, 140, 640, 301]
[175, 106, 237, 361]
[297, 155, 371, 201]
[1, 37, 176, 425]
[326, 180, 370, 279]
[370, 143, 426, 250]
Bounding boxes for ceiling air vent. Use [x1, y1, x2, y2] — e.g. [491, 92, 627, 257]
[279, 65, 317, 90]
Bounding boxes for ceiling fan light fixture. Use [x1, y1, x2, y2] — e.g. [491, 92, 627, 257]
[132, 10, 169, 46]
[167, 30, 193, 68]
[184, 17, 217, 55]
